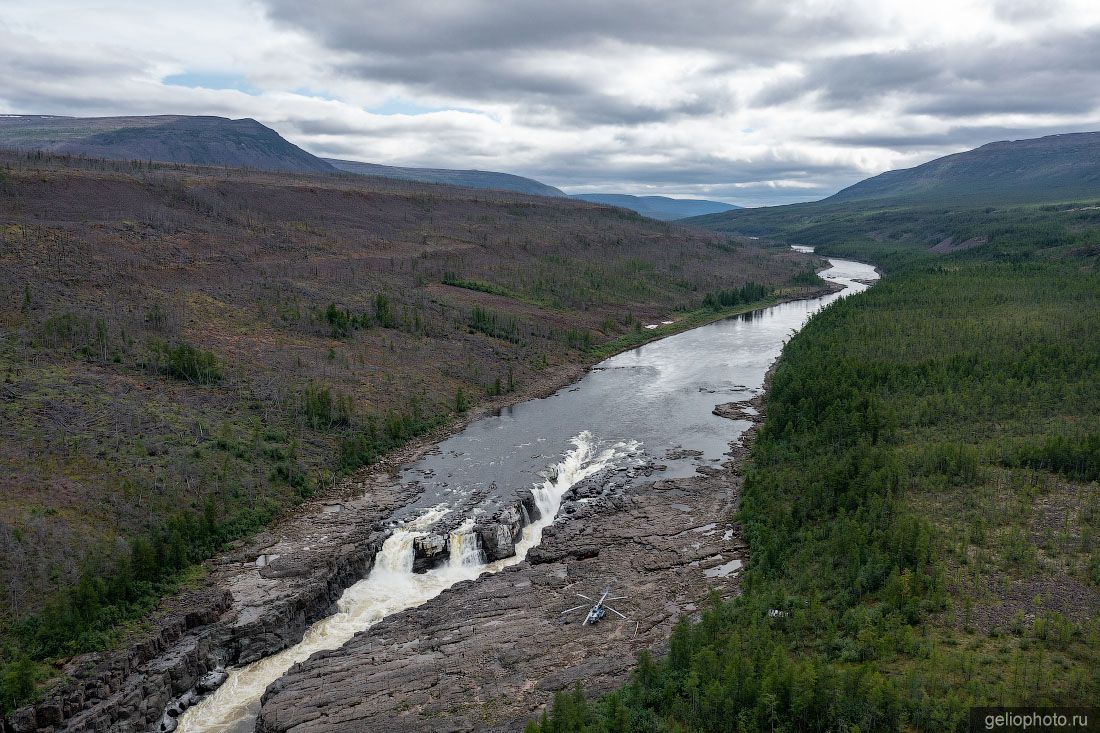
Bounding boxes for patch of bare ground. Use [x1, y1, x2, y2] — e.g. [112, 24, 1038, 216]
[914, 470, 1100, 635]
[931, 235, 989, 254]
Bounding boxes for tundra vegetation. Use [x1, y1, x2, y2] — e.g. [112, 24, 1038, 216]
[0, 152, 820, 711]
[531, 200, 1100, 731]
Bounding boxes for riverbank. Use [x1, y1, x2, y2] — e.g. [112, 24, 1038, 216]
[533, 255, 1100, 731]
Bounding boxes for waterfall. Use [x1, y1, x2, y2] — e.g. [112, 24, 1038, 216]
[176, 509, 446, 733]
[178, 435, 635, 733]
[529, 431, 634, 520]
[496, 431, 640, 567]
[373, 530, 419, 574]
[446, 519, 482, 569]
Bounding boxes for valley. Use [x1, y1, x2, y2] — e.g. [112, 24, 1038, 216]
[1, 112, 1098, 733]
[3, 252, 873, 732]
[0, 150, 820, 721]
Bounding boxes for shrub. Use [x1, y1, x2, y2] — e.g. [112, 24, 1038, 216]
[375, 294, 397, 329]
[702, 281, 769, 310]
[150, 341, 223, 384]
[1013, 432, 1100, 482]
[339, 399, 441, 473]
[301, 383, 352, 430]
[323, 303, 372, 337]
[0, 658, 40, 714]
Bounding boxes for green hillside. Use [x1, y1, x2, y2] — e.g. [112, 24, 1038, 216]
[689, 132, 1100, 251]
[531, 146, 1100, 732]
[829, 132, 1100, 205]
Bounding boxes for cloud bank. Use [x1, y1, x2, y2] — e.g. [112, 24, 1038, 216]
[2, 0, 1099, 205]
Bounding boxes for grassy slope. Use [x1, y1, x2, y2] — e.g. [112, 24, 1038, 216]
[531, 201, 1100, 731]
[825, 132, 1100, 206]
[0, 151, 821, 711]
[691, 198, 1100, 263]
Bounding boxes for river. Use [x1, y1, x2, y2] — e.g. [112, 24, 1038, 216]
[177, 252, 877, 733]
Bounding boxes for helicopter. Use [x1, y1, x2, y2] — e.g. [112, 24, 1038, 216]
[561, 588, 627, 625]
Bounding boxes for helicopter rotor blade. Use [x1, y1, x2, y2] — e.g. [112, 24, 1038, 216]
[576, 594, 593, 601]
[605, 596, 627, 601]
[605, 605, 628, 619]
[561, 605, 588, 614]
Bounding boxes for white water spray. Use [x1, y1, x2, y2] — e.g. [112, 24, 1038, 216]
[446, 518, 482, 570]
[176, 506, 447, 733]
[512, 431, 637, 557]
[178, 432, 633, 733]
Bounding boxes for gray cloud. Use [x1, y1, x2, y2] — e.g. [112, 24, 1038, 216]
[251, 0, 1100, 204]
[261, 0, 865, 59]
[4, 1, 1100, 205]
[812, 122, 1092, 150]
[764, 31, 1100, 117]
[328, 44, 740, 128]
[260, 0, 862, 127]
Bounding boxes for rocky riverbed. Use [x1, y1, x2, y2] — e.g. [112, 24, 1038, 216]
[4, 389, 758, 733]
[253, 404, 761, 732]
[6, 392, 759, 733]
[2, 472, 420, 733]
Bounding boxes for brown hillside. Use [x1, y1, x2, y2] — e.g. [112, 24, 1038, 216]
[0, 152, 817, 623]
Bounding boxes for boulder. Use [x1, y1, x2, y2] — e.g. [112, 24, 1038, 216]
[517, 488, 542, 522]
[476, 522, 516, 562]
[197, 669, 228, 693]
[412, 533, 449, 572]
[712, 402, 750, 420]
[497, 504, 524, 538]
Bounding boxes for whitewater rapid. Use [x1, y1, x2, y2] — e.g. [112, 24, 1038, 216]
[177, 431, 636, 733]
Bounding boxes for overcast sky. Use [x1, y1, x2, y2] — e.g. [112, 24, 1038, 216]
[2, 0, 1099, 205]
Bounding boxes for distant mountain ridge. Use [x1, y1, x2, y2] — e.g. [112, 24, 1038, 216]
[827, 131, 1100, 205]
[1, 114, 755, 210]
[685, 130, 1100, 237]
[0, 114, 574, 196]
[572, 193, 740, 220]
[0, 115, 335, 173]
[325, 158, 566, 197]
[681, 130, 1100, 268]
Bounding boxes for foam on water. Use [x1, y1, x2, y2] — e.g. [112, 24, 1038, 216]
[177, 432, 630, 733]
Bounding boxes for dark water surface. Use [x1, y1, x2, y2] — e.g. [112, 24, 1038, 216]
[398, 254, 879, 515]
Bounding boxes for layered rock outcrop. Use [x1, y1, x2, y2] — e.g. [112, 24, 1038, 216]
[3, 478, 418, 733]
[256, 447, 753, 731]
